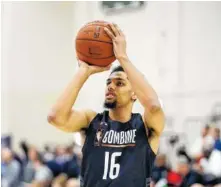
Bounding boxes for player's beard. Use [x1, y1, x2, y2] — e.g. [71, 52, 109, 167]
[104, 100, 117, 109]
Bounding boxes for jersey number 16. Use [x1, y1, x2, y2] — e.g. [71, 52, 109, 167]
[102, 152, 122, 180]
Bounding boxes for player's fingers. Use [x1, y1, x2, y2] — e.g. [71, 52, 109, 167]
[99, 64, 111, 72]
[76, 57, 81, 66]
[109, 23, 119, 36]
[104, 27, 115, 39]
[106, 64, 112, 70]
[77, 58, 83, 64]
[77, 59, 87, 66]
[103, 64, 111, 71]
[113, 23, 123, 36]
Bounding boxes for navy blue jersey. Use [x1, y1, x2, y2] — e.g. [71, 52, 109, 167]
[80, 111, 156, 187]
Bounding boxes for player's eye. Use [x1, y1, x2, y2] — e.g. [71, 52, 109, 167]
[116, 81, 124, 86]
[106, 81, 111, 85]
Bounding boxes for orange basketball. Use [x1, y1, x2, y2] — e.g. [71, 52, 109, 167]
[75, 20, 116, 67]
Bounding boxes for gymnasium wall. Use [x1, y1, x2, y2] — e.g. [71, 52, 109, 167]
[2, 2, 77, 150]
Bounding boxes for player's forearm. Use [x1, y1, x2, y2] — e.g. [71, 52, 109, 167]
[118, 56, 160, 111]
[48, 67, 90, 121]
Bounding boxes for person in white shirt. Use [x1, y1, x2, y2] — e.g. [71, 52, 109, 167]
[189, 125, 211, 159]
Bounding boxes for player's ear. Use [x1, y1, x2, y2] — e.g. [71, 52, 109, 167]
[131, 92, 137, 102]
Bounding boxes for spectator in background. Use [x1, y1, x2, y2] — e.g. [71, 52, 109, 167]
[1, 148, 21, 187]
[151, 154, 169, 185]
[19, 140, 29, 162]
[190, 184, 205, 187]
[213, 127, 221, 150]
[200, 127, 221, 183]
[52, 173, 80, 187]
[189, 125, 210, 161]
[66, 178, 80, 187]
[46, 145, 71, 178]
[22, 146, 53, 186]
[51, 173, 68, 187]
[177, 157, 204, 187]
[63, 146, 80, 179]
[43, 145, 54, 162]
[55, 145, 71, 165]
[31, 152, 53, 187]
[203, 125, 217, 151]
[22, 146, 38, 183]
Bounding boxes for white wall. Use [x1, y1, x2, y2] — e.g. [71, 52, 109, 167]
[2, 2, 77, 150]
[174, 1, 221, 142]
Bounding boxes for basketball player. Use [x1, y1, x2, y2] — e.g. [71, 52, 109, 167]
[48, 23, 165, 187]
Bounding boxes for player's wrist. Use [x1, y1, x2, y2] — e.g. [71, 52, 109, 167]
[117, 54, 129, 63]
[78, 66, 93, 77]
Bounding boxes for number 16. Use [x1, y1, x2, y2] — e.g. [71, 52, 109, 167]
[103, 152, 122, 180]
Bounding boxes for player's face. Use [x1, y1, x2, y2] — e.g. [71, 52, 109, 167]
[104, 71, 135, 109]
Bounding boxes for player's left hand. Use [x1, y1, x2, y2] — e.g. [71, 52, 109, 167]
[104, 23, 127, 60]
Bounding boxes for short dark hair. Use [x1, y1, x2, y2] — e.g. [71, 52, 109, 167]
[110, 65, 125, 75]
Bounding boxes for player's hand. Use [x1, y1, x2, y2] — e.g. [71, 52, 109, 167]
[104, 23, 127, 60]
[77, 59, 111, 75]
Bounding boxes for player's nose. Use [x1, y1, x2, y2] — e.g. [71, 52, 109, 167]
[107, 82, 115, 91]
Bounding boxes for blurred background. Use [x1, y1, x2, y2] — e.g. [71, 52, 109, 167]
[1, 1, 221, 187]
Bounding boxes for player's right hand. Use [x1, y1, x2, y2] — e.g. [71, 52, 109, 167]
[77, 58, 111, 75]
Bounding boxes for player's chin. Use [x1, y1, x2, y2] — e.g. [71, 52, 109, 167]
[105, 97, 114, 101]
[104, 99, 117, 109]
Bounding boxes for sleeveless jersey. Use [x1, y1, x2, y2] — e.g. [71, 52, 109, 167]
[80, 111, 156, 187]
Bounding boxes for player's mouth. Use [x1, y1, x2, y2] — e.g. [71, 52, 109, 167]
[105, 92, 116, 99]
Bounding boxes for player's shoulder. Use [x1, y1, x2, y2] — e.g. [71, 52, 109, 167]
[130, 112, 146, 125]
[83, 109, 98, 124]
[131, 112, 143, 120]
[132, 112, 142, 116]
[84, 109, 110, 124]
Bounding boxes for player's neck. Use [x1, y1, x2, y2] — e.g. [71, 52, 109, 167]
[108, 106, 132, 123]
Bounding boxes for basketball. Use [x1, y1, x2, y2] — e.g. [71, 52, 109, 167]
[75, 20, 116, 67]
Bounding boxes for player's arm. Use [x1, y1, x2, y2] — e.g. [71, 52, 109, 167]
[118, 57, 165, 154]
[105, 23, 165, 154]
[47, 61, 110, 132]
